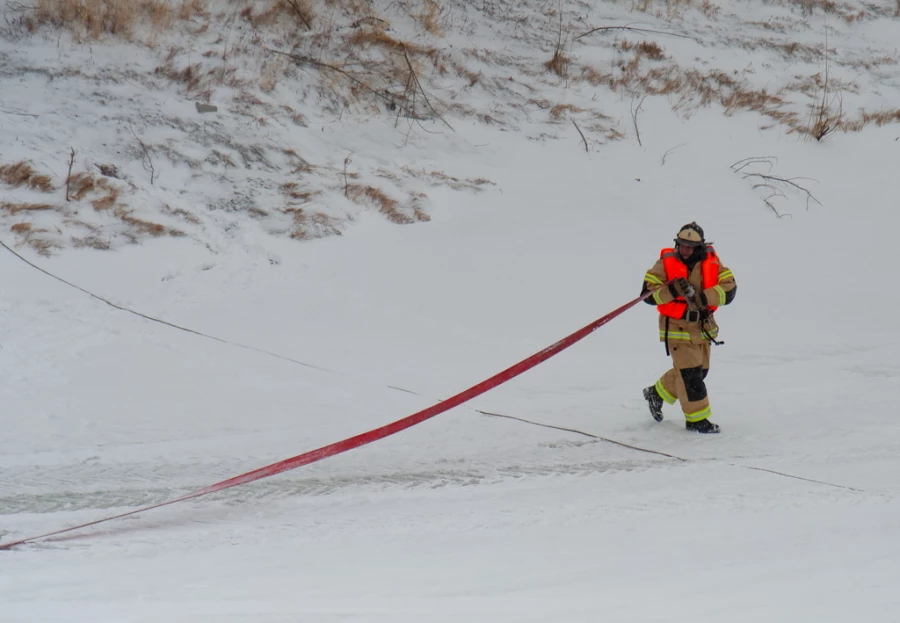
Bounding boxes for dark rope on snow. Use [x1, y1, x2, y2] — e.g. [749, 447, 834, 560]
[0, 240, 331, 373]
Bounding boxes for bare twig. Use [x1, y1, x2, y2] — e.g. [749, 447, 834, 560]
[285, 0, 313, 30]
[4, 2, 34, 13]
[343, 153, 353, 197]
[809, 25, 842, 141]
[731, 157, 820, 214]
[730, 157, 777, 174]
[743, 173, 822, 208]
[0, 108, 39, 118]
[266, 47, 397, 109]
[571, 119, 588, 152]
[661, 143, 687, 166]
[266, 45, 452, 132]
[575, 25, 696, 41]
[753, 185, 791, 218]
[402, 49, 453, 130]
[545, 1, 571, 80]
[130, 126, 155, 185]
[65, 148, 75, 202]
[631, 94, 647, 147]
[350, 17, 388, 28]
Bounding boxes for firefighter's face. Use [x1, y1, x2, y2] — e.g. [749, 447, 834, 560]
[677, 243, 697, 260]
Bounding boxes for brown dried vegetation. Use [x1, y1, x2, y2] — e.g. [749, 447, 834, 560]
[8, 221, 60, 256]
[413, 0, 443, 36]
[616, 39, 666, 61]
[345, 184, 431, 225]
[0, 162, 55, 192]
[401, 167, 495, 191]
[346, 184, 411, 224]
[241, 0, 315, 29]
[26, 0, 209, 39]
[1, 202, 56, 214]
[287, 208, 342, 240]
[545, 48, 570, 78]
[549, 103, 586, 120]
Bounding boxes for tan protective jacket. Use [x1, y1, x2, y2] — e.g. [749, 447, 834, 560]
[643, 251, 736, 344]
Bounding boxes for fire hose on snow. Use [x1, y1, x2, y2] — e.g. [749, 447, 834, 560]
[0, 289, 659, 550]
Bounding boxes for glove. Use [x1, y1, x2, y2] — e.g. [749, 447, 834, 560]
[670, 277, 695, 299]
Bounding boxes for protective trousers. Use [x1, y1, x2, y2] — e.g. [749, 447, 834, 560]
[654, 341, 712, 422]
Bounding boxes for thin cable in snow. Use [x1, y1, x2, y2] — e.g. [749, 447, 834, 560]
[0, 240, 332, 373]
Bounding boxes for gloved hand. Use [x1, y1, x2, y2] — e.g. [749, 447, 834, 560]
[670, 277, 695, 299]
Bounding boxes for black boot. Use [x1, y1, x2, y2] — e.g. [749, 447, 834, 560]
[686, 419, 720, 434]
[642, 386, 664, 422]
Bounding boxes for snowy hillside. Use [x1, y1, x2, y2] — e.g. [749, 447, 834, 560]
[2, 1, 900, 621]
[2, 0, 898, 253]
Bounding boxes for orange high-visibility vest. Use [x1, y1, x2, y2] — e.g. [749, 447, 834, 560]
[657, 247, 720, 319]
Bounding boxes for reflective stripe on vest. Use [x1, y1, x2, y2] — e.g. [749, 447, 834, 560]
[657, 246, 721, 319]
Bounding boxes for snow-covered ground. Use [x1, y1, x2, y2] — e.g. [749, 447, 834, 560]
[2, 1, 899, 621]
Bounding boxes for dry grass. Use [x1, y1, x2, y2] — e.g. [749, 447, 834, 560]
[282, 182, 322, 203]
[72, 235, 112, 250]
[91, 194, 119, 210]
[577, 55, 804, 129]
[630, 0, 710, 19]
[400, 167, 495, 191]
[545, 43, 570, 78]
[805, 92, 843, 140]
[346, 27, 428, 55]
[617, 39, 666, 61]
[115, 208, 184, 237]
[66, 171, 120, 204]
[787, 0, 867, 22]
[161, 203, 203, 224]
[26, 0, 209, 38]
[287, 208, 342, 239]
[412, 0, 443, 36]
[241, 0, 315, 29]
[843, 108, 900, 130]
[0, 162, 55, 192]
[8, 221, 60, 256]
[1, 201, 56, 214]
[346, 183, 412, 224]
[344, 183, 432, 225]
[549, 103, 586, 120]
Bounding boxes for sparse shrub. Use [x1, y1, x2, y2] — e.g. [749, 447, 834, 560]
[808, 92, 843, 140]
[545, 48, 570, 78]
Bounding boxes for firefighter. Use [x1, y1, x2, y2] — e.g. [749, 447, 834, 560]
[640, 223, 737, 433]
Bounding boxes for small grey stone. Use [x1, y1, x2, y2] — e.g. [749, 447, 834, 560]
[195, 102, 218, 114]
